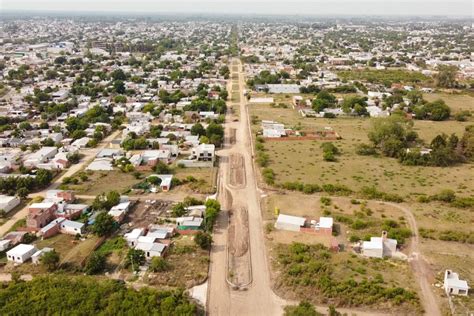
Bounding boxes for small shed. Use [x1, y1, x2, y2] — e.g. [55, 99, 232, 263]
[275, 214, 306, 232]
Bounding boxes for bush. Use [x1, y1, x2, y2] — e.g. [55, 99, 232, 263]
[85, 252, 106, 275]
[262, 168, 275, 185]
[355, 143, 377, 156]
[320, 197, 331, 206]
[194, 231, 212, 250]
[149, 257, 170, 272]
[40, 250, 60, 271]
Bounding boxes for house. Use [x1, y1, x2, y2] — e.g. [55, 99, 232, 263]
[39, 218, 64, 239]
[444, 270, 469, 296]
[176, 216, 203, 230]
[262, 121, 286, 138]
[0, 195, 20, 214]
[135, 242, 167, 258]
[6, 243, 38, 264]
[314, 217, 333, 234]
[362, 231, 397, 258]
[27, 202, 57, 229]
[31, 247, 54, 264]
[97, 148, 123, 159]
[2, 231, 27, 246]
[86, 158, 113, 171]
[275, 214, 307, 232]
[267, 84, 300, 94]
[108, 201, 131, 223]
[71, 137, 91, 149]
[60, 220, 85, 235]
[124, 228, 145, 247]
[23, 146, 58, 167]
[191, 144, 215, 162]
[148, 174, 173, 192]
[0, 239, 11, 251]
[45, 190, 75, 203]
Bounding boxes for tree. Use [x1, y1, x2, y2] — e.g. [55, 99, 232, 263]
[190, 123, 206, 137]
[92, 191, 120, 211]
[114, 95, 127, 103]
[194, 231, 212, 250]
[368, 116, 415, 158]
[126, 248, 145, 271]
[40, 250, 60, 271]
[113, 80, 125, 94]
[436, 65, 458, 88]
[92, 213, 116, 237]
[149, 257, 170, 272]
[85, 252, 106, 275]
[284, 301, 321, 316]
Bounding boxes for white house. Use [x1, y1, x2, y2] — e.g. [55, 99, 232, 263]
[275, 214, 306, 232]
[0, 195, 20, 214]
[191, 144, 215, 162]
[124, 228, 145, 247]
[0, 239, 11, 251]
[6, 243, 38, 263]
[60, 220, 85, 235]
[135, 242, 167, 258]
[362, 231, 397, 258]
[444, 270, 469, 296]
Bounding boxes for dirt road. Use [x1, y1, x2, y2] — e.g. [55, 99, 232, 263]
[0, 130, 120, 236]
[207, 58, 287, 315]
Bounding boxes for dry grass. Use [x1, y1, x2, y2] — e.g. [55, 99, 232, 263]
[146, 235, 209, 288]
[68, 170, 145, 195]
[250, 103, 474, 198]
[34, 234, 100, 266]
[423, 93, 474, 115]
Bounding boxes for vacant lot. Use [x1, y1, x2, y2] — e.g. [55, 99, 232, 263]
[174, 167, 217, 194]
[423, 92, 474, 115]
[250, 103, 474, 198]
[33, 234, 101, 268]
[65, 170, 144, 195]
[270, 242, 420, 314]
[146, 235, 209, 288]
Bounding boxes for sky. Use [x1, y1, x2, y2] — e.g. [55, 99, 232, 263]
[1, 0, 472, 17]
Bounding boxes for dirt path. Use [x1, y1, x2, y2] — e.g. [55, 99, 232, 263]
[0, 130, 120, 237]
[384, 201, 441, 316]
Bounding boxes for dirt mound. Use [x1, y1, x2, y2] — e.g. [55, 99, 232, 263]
[229, 154, 245, 188]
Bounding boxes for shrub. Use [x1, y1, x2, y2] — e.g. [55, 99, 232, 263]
[149, 257, 170, 272]
[194, 231, 212, 250]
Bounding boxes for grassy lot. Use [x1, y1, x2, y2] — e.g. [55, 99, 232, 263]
[34, 234, 100, 267]
[249, 103, 474, 198]
[65, 170, 144, 195]
[174, 167, 217, 194]
[423, 92, 474, 115]
[270, 242, 420, 314]
[146, 235, 209, 288]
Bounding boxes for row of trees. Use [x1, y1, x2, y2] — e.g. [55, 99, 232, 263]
[0, 169, 53, 197]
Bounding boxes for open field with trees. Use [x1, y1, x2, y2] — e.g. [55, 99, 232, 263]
[423, 92, 474, 118]
[249, 102, 474, 199]
[271, 242, 420, 314]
